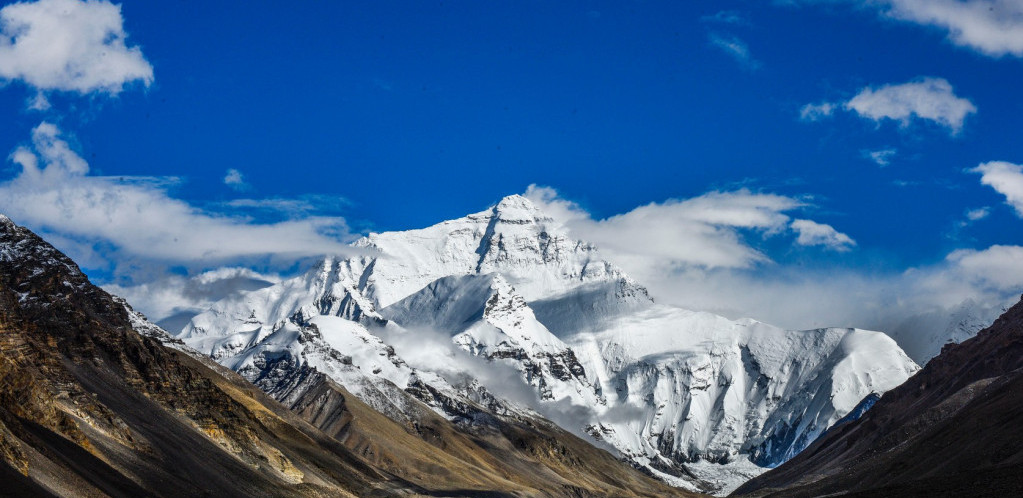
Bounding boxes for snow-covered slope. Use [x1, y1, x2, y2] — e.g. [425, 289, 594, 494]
[380, 273, 604, 408]
[180, 258, 509, 426]
[566, 306, 915, 468]
[177, 194, 919, 493]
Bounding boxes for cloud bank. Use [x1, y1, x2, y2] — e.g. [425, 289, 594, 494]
[0, 0, 153, 94]
[524, 184, 1023, 356]
[525, 184, 853, 277]
[1, 122, 358, 267]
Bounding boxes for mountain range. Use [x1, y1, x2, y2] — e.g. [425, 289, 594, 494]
[3, 194, 1013, 497]
[176, 195, 920, 494]
[0, 214, 687, 496]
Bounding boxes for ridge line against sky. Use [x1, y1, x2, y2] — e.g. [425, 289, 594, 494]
[0, 0, 1021, 335]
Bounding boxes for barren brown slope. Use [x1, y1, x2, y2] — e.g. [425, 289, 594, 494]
[0, 215, 407, 497]
[279, 368, 695, 497]
[733, 297, 1023, 498]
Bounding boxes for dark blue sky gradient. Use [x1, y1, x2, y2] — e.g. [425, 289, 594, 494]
[2, 0, 1021, 272]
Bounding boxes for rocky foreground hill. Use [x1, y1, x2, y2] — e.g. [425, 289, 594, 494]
[734, 295, 1023, 497]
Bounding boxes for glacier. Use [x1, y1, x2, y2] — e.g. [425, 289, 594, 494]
[176, 194, 919, 493]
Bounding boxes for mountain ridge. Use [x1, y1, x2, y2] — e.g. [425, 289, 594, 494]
[176, 194, 920, 494]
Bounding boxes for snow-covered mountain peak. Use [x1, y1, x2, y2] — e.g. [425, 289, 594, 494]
[344, 194, 648, 308]
[175, 196, 920, 494]
[490, 193, 552, 224]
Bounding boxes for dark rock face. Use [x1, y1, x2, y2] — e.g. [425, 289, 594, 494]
[0, 216, 388, 497]
[734, 298, 1023, 497]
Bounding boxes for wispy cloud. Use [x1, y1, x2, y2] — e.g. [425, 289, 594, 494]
[709, 33, 762, 70]
[701, 10, 752, 26]
[799, 102, 836, 121]
[223, 195, 351, 217]
[862, 148, 897, 166]
[27, 92, 50, 111]
[966, 207, 990, 221]
[803, 77, 976, 134]
[223, 168, 249, 191]
[0, 0, 153, 95]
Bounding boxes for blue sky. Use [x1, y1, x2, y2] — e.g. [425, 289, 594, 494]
[1, 0, 1022, 333]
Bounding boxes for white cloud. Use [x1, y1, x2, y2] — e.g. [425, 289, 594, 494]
[893, 179, 919, 187]
[226, 198, 316, 214]
[0, 0, 153, 94]
[862, 148, 897, 166]
[27, 91, 49, 110]
[946, 245, 1023, 291]
[790, 219, 856, 251]
[803, 78, 975, 134]
[789, 1, 1023, 58]
[526, 184, 1023, 358]
[882, 0, 1023, 57]
[844, 77, 976, 133]
[104, 267, 281, 328]
[0, 122, 359, 266]
[223, 168, 249, 191]
[972, 161, 1023, 217]
[525, 185, 857, 284]
[708, 33, 761, 70]
[966, 207, 990, 221]
[799, 102, 836, 121]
